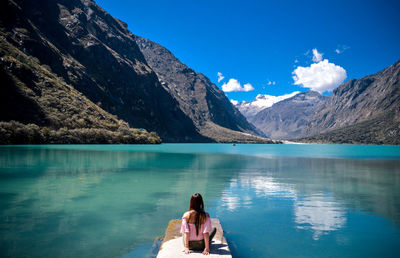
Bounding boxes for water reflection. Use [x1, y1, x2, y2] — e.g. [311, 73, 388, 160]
[214, 156, 400, 257]
[220, 175, 347, 240]
[240, 175, 296, 198]
[0, 145, 400, 258]
[294, 194, 346, 240]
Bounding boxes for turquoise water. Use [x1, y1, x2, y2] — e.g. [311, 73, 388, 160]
[0, 144, 400, 257]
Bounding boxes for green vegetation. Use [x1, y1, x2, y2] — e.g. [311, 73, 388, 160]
[297, 112, 400, 145]
[0, 121, 161, 144]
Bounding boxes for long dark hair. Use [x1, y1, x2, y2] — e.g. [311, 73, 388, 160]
[189, 193, 207, 236]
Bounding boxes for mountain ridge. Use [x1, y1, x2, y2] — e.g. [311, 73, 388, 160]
[303, 59, 400, 136]
[235, 59, 400, 144]
[297, 59, 400, 144]
[134, 35, 270, 143]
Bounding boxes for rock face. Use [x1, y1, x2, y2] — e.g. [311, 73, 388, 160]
[0, 0, 268, 143]
[249, 91, 329, 139]
[135, 36, 267, 142]
[300, 59, 400, 144]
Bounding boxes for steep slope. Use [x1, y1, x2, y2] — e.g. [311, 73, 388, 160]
[300, 59, 400, 143]
[249, 91, 329, 139]
[135, 36, 270, 143]
[298, 111, 400, 144]
[236, 92, 300, 119]
[0, 32, 160, 144]
[0, 0, 205, 142]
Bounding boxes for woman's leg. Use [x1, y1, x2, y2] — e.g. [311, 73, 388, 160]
[209, 228, 217, 243]
[186, 228, 217, 251]
[188, 240, 205, 250]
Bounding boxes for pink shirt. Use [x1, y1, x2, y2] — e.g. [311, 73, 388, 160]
[180, 215, 212, 241]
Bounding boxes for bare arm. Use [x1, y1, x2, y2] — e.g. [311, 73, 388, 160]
[181, 215, 191, 254]
[203, 232, 210, 255]
[184, 232, 190, 254]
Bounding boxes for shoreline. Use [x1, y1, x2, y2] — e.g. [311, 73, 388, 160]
[281, 140, 308, 144]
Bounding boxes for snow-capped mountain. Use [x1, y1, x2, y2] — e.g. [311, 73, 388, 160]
[233, 91, 300, 118]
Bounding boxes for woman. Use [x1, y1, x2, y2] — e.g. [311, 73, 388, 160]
[181, 193, 216, 255]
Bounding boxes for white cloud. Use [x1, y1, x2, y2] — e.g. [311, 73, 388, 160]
[222, 78, 254, 92]
[335, 45, 350, 54]
[243, 83, 254, 91]
[217, 72, 225, 82]
[312, 48, 323, 62]
[292, 59, 347, 93]
[267, 80, 276, 86]
[294, 59, 299, 63]
[230, 99, 238, 105]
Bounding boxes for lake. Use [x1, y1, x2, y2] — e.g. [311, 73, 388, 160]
[0, 144, 400, 257]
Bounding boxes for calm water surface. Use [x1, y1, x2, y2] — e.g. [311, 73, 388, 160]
[0, 144, 400, 257]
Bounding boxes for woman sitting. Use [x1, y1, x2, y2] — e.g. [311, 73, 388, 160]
[181, 193, 217, 255]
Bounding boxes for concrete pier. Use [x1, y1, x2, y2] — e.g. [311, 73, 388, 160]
[157, 218, 232, 257]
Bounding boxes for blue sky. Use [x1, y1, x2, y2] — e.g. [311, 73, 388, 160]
[96, 0, 400, 102]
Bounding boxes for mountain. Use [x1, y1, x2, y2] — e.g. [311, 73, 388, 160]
[236, 59, 399, 144]
[299, 59, 400, 144]
[134, 36, 270, 143]
[235, 92, 300, 119]
[249, 91, 329, 139]
[0, 0, 270, 143]
[0, 0, 200, 143]
[298, 111, 399, 144]
[0, 0, 164, 144]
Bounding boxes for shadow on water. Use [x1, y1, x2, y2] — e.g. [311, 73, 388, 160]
[122, 240, 162, 258]
[0, 145, 399, 257]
